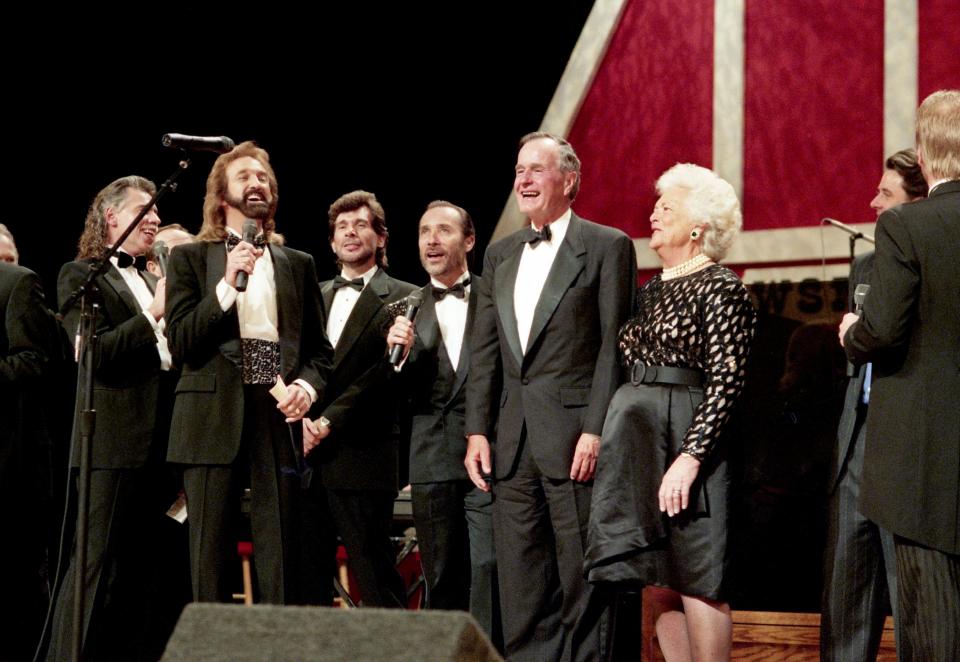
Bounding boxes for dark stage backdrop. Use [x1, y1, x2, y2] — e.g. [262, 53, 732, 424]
[7, 3, 595, 298]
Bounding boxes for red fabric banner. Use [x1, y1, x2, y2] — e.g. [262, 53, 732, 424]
[743, 0, 884, 232]
[568, 0, 714, 238]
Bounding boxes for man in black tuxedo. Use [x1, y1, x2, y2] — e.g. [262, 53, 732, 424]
[1, 229, 59, 662]
[301, 190, 414, 607]
[50, 176, 182, 660]
[465, 133, 636, 660]
[841, 89, 960, 659]
[821, 148, 926, 661]
[387, 200, 499, 642]
[166, 142, 330, 605]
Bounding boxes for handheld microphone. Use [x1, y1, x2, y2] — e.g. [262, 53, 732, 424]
[389, 291, 424, 369]
[153, 240, 169, 276]
[162, 133, 236, 154]
[821, 218, 875, 244]
[853, 283, 871, 315]
[235, 220, 258, 293]
[846, 283, 871, 377]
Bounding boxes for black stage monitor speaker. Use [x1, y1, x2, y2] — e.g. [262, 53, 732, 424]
[162, 603, 502, 661]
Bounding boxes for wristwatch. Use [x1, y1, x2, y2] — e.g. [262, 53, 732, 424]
[318, 416, 331, 429]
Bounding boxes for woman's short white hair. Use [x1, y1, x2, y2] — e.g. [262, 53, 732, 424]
[656, 163, 742, 261]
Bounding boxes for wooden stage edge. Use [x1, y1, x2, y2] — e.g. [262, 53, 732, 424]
[641, 591, 896, 661]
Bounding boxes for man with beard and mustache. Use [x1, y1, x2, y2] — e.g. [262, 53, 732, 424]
[300, 190, 414, 607]
[49, 176, 182, 660]
[386, 201, 500, 644]
[165, 141, 331, 604]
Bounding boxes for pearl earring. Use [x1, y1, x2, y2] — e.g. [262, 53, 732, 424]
[690, 229, 700, 239]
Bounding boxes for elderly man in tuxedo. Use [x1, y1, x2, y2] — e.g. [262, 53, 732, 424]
[465, 133, 636, 660]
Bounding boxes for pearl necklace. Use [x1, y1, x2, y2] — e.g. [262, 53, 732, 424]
[661, 253, 714, 281]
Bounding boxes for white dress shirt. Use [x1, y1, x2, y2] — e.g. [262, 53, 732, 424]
[109, 252, 172, 371]
[514, 209, 571, 354]
[216, 229, 316, 401]
[432, 271, 470, 372]
[326, 265, 379, 349]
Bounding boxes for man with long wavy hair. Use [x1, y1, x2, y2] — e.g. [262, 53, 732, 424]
[50, 175, 185, 660]
[165, 141, 331, 604]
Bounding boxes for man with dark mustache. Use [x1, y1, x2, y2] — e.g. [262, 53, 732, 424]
[300, 190, 414, 607]
[165, 141, 331, 604]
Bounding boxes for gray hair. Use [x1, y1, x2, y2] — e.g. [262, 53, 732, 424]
[656, 163, 742, 261]
[519, 132, 582, 200]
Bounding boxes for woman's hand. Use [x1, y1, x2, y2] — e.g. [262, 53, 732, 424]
[658, 453, 701, 517]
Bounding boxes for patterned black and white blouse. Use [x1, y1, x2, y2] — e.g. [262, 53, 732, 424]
[618, 264, 756, 461]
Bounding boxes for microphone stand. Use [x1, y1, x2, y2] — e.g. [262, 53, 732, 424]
[820, 218, 875, 263]
[56, 156, 191, 662]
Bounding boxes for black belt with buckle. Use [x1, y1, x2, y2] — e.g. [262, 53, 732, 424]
[630, 363, 703, 387]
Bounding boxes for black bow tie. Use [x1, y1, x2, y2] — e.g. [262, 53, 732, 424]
[116, 252, 147, 271]
[333, 275, 365, 292]
[432, 278, 470, 301]
[226, 233, 267, 250]
[522, 224, 552, 247]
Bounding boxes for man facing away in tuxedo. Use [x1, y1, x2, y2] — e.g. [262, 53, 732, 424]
[820, 148, 926, 661]
[165, 141, 331, 605]
[465, 133, 636, 661]
[386, 200, 500, 644]
[50, 176, 184, 660]
[840, 89, 960, 660]
[300, 190, 414, 607]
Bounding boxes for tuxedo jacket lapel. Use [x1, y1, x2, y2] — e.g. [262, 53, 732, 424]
[206, 242, 241, 369]
[525, 217, 585, 360]
[448, 283, 478, 399]
[494, 242, 524, 369]
[414, 290, 440, 361]
[332, 269, 389, 366]
[271, 245, 300, 379]
[103, 266, 141, 317]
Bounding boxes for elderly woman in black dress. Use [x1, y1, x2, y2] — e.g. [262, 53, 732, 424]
[585, 163, 755, 661]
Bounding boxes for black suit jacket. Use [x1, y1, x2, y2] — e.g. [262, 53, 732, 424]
[466, 213, 636, 479]
[844, 180, 960, 554]
[829, 251, 874, 494]
[0, 262, 56, 490]
[401, 276, 478, 484]
[165, 241, 330, 465]
[311, 268, 415, 491]
[58, 259, 162, 469]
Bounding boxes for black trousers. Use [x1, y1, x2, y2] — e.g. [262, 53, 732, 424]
[182, 385, 300, 604]
[411, 480, 499, 643]
[821, 415, 899, 661]
[493, 433, 609, 662]
[324, 488, 407, 608]
[895, 536, 960, 661]
[47, 463, 190, 661]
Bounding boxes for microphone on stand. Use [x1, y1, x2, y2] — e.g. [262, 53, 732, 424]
[235, 220, 258, 293]
[162, 133, 236, 154]
[821, 218, 875, 244]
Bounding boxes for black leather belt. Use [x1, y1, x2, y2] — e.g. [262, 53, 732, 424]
[630, 363, 703, 387]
